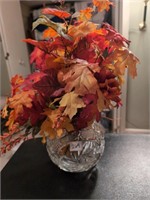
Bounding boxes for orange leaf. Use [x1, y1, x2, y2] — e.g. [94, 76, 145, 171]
[5, 110, 16, 130]
[1, 104, 8, 118]
[9, 90, 35, 115]
[97, 90, 106, 111]
[93, 0, 113, 12]
[43, 27, 58, 39]
[78, 7, 93, 21]
[40, 118, 56, 139]
[42, 8, 71, 19]
[105, 48, 139, 78]
[62, 117, 74, 133]
[11, 75, 24, 95]
[68, 21, 97, 44]
[42, 108, 74, 137]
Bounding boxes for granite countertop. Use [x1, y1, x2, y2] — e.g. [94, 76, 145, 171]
[1, 133, 150, 199]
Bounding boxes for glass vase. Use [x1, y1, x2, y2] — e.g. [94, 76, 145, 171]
[46, 121, 105, 173]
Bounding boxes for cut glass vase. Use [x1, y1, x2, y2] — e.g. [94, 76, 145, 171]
[46, 121, 105, 172]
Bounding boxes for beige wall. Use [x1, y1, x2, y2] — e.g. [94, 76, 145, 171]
[0, 0, 31, 78]
[126, 0, 150, 129]
[0, 38, 10, 96]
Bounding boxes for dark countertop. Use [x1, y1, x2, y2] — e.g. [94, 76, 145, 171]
[1, 133, 150, 199]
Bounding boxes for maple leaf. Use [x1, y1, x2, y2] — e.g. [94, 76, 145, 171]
[42, 8, 71, 19]
[59, 91, 85, 119]
[78, 7, 93, 21]
[63, 63, 100, 95]
[93, 0, 113, 12]
[104, 48, 139, 78]
[8, 90, 35, 115]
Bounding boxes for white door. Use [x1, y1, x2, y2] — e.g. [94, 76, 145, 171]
[115, 0, 150, 133]
[0, 0, 30, 80]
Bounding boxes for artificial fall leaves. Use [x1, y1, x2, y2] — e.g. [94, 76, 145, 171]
[1, 0, 139, 153]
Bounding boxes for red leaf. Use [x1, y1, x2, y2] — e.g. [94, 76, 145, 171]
[33, 69, 60, 99]
[72, 33, 109, 63]
[42, 8, 71, 19]
[102, 23, 130, 47]
[76, 94, 100, 129]
[23, 39, 54, 53]
[23, 71, 46, 90]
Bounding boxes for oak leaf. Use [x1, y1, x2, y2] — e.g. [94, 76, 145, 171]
[105, 48, 139, 78]
[68, 21, 97, 44]
[63, 63, 99, 95]
[93, 0, 113, 12]
[43, 108, 74, 137]
[59, 92, 85, 119]
[9, 90, 35, 115]
[102, 23, 130, 47]
[5, 110, 16, 130]
[78, 7, 93, 21]
[97, 90, 106, 111]
[1, 105, 8, 118]
[11, 75, 24, 95]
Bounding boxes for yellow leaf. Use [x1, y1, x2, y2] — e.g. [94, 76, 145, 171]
[60, 92, 85, 119]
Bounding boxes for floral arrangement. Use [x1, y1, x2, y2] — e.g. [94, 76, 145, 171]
[1, 0, 139, 153]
